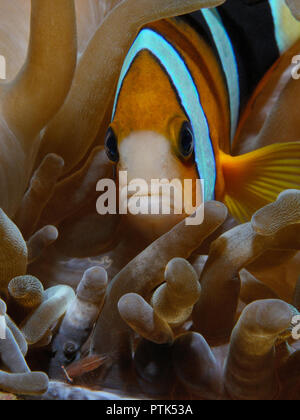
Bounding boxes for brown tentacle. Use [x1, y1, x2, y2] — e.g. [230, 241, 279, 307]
[1, 0, 77, 142]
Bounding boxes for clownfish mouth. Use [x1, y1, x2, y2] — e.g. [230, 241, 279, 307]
[120, 183, 187, 217]
[128, 194, 176, 215]
[119, 185, 190, 240]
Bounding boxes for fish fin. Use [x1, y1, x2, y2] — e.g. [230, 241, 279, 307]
[220, 141, 300, 223]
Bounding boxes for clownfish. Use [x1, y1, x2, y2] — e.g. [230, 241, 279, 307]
[105, 0, 300, 238]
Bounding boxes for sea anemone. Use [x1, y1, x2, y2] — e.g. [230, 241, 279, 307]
[0, 0, 298, 401]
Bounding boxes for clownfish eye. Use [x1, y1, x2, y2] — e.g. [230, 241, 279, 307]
[105, 127, 119, 163]
[179, 121, 194, 158]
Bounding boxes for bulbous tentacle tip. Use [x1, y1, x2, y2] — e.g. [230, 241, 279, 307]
[151, 258, 201, 325]
[50, 266, 109, 373]
[172, 332, 223, 399]
[251, 189, 300, 236]
[224, 299, 296, 400]
[27, 225, 59, 265]
[21, 285, 75, 345]
[77, 266, 108, 304]
[118, 293, 174, 345]
[164, 258, 201, 304]
[205, 200, 229, 223]
[8, 275, 44, 309]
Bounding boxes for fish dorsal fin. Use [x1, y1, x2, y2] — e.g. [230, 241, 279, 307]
[220, 141, 300, 223]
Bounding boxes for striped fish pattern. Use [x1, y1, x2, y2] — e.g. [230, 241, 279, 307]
[106, 0, 300, 223]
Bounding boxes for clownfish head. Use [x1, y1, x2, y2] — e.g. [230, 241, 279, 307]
[105, 49, 201, 240]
